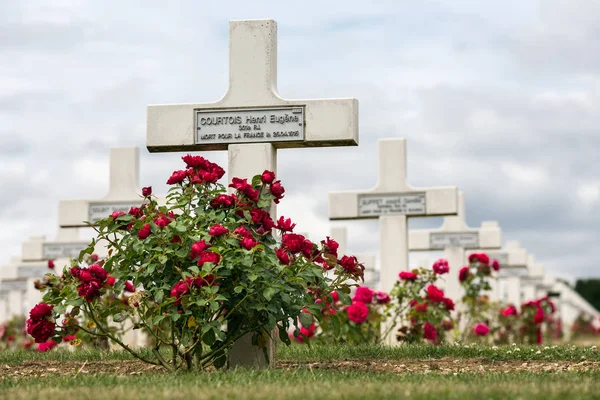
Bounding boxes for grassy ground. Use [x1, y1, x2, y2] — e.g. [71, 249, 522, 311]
[1, 344, 600, 399]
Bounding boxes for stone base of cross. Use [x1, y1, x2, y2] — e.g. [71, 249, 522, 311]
[146, 19, 358, 368]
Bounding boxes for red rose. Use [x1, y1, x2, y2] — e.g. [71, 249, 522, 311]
[129, 207, 142, 217]
[501, 305, 518, 316]
[166, 170, 187, 185]
[23, 340, 33, 349]
[26, 319, 55, 343]
[426, 285, 445, 303]
[270, 180, 285, 203]
[329, 291, 340, 303]
[37, 340, 58, 352]
[89, 264, 108, 281]
[468, 253, 479, 263]
[138, 223, 151, 240]
[29, 303, 53, 320]
[458, 266, 471, 282]
[338, 255, 360, 274]
[240, 237, 259, 250]
[182, 154, 208, 169]
[352, 286, 374, 303]
[321, 236, 339, 256]
[276, 216, 296, 232]
[399, 271, 418, 281]
[47, 260, 55, 269]
[432, 258, 449, 275]
[423, 322, 437, 342]
[125, 281, 136, 293]
[473, 322, 489, 336]
[534, 306, 545, 324]
[209, 224, 229, 237]
[63, 334, 77, 342]
[346, 301, 369, 324]
[91, 254, 99, 262]
[261, 170, 276, 184]
[198, 251, 220, 266]
[281, 233, 306, 254]
[106, 276, 116, 287]
[375, 291, 391, 304]
[190, 240, 209, 260]
[492, 260, 500, 271]
[275, 248, 290, 265]
[233, 226, 253, 239]
[110, 211, 126, 220]
[442, 297, 454, 311]
[142, 186, 152, 197]
[210, 194, 235, 208]
[301, 239, 314, 258]
[414, 301, 428, 313]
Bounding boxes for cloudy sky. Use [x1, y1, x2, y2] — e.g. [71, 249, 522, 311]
[1, 0, 599, 281]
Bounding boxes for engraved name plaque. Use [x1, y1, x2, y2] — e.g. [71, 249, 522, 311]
[195, 107, 304, 145]
[0, 280, 27, 292]
[88, 202, 141, 223]
[42, 243, 87, 259]
[357, 193, 426, 217]
[429, 232, 479, 249]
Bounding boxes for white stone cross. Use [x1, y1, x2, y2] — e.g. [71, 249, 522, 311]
[59, 147, 144, 228]
[328, 139, 457, 344]
[329, 139, 458, 294]
[409, 191, 502, 301]
[146, 19, 358, 368]
[329, 226, 379, 289]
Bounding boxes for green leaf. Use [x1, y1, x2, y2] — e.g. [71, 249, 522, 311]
[234, 286, 244, 294]
[153, 314, 166, 325]
[251, 175, 262, 188]
[202, 328, 216, 346]
[299, 312, 313, 329]
[113, 312, 127, 323]
[248, 273, 258, 282]
[213, 351, 227, 370]
[263, 287, 278, 301]
[171, 313, 181, 322]
[278, 324, 291, 346]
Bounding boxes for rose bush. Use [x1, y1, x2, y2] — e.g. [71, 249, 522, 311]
[32, 155, 359, 370]
[297, 285, 390, 345]
[385, 259, 455, 344]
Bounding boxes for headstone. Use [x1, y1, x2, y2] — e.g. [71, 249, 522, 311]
[409, 191, 502, 301]
[328, 139, 458, 344]
[329, 226, 379, 289]
[521, 255, 545, 301]
[146, 19, 358, 368]
[21, 229, 95, 262]
[59, 147, 145, 227]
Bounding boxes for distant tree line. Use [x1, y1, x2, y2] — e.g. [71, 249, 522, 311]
[575, 279, 600, 311]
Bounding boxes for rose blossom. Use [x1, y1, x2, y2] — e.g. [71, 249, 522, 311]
[240, 237, 259, 250]
[375, 291, 391, 305]
[426, 285, 445, 303]
[501, 305, 518, 316]
[138, 223, 151, 240]
[473, 322, 490, 336]
[276, 216, 296, 232]
[142, 186, 152, 197]
[423, 322, 437, 343]
[37, 340, 58, 352]
[125, 281, 136, 293]
[47, 260, 55, 269]
[321, 237, 339, 256]
[492, 259, 500, 271]
[198, 251, 220, 266]
[270, 180, 285, 203]
[190, 240, 209, 260]
[432, 258, 450, 275]
[346, 301, 369, 324]
[534, 306, 545, 324]
[260, 170, 276, 184]
[29, 303, 53, 320]
[275, 248, 290, 265]
[281, 233, 306, 254]
[458, 266, 471, 282]
[399, 271, 418, 281]
[209, 224, 229, 237]
[353, 286, 374, 303]
[166, 170, 187, 185]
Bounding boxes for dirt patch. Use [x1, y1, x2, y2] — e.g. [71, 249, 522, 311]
[2, 358, 600, 377]
[1, 360, 165, 378]
[277, 358, 600, 374]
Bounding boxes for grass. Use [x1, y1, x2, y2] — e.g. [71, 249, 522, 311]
[1, 344, 600, 399]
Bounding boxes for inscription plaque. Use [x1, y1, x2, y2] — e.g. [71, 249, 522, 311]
[195, 107, 304, 145]
[42, 243, 87, 259]
[88, 202, 141, 223]
[357, 193, 426, 217]
[430, 232, 479, 249]
[0, 280, 27, 292]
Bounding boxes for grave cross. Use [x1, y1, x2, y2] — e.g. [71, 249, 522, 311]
[409, 191, 502, 301]
[59, 147, 144, 228]
[329, 138, 457, 345]
[146, 19, 358, 368]
[21, 229, 96, 262]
